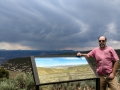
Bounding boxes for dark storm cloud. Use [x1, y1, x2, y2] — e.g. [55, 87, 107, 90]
[0, 0, 120, 50]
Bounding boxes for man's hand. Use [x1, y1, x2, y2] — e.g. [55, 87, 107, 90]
[77, 52, 82, 56]
[109, 73, 115, 79]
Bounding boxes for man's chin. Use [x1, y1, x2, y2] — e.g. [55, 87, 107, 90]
[100, 44, 105, 48]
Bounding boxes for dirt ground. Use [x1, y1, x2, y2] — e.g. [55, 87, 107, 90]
[8, 70, 22, 78]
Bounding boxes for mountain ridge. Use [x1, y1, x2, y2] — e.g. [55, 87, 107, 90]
[0, 50, 75, 64]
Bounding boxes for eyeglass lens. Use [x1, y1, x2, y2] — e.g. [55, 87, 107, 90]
[99, 40, 105, 42]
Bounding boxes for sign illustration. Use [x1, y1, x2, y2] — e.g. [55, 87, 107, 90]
[34, 57, 96, 84]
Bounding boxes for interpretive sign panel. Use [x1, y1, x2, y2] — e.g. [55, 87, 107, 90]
[31, 56, 99, 86]
[31, 55, 100, 90]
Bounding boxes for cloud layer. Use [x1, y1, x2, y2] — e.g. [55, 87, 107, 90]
[0, 0, 120, 50]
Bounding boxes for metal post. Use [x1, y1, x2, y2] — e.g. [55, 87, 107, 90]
[96, 78, 100, 90]
[36, 85, 39, 90]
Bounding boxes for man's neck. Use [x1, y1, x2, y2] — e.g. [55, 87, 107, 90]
[100, 46, 107, 50]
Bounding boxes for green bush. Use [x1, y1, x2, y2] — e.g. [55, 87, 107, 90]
[15, 73, 26, 89]
[15, 73, 35, 90]
[25, 73, 35, 90]
[0, 73, 35, 90]
[0, 68, 9, 79]
[0, 79, 15, 90]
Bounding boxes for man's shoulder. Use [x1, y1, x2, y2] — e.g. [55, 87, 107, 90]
[90, 47, 100, 52]
[106, 46, 114, 50]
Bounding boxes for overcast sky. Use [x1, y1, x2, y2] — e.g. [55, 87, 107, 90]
[0, 0, 120, 50]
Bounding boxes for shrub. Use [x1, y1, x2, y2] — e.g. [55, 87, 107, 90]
[15, 73, 26, 89]
[25, 73, 35, 90]
[15, 73, 35, 90]
[0, 68, 9, 79]
[0, 79, 15, 90]
[0, 73, 35, 90]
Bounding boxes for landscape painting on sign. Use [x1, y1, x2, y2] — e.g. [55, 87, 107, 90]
[35, 57, 96, 84]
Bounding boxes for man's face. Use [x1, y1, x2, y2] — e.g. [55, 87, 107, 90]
[98, 37, 106, 48]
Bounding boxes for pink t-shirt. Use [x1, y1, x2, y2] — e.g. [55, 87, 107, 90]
[88, 46, 119, 76]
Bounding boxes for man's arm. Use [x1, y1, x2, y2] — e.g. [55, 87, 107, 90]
[112, 60, 119, 74]
[109, 60, 119, 79]
[77, 52, 90, 58]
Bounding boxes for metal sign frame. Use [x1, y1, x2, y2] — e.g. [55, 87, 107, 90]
[30, 55, 100, 90]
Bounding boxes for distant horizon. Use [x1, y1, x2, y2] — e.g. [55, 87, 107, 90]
[1, 48, 120, 51]
[0, 49, 90, 52]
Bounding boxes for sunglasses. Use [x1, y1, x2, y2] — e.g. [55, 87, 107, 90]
[99, 40, 105, 42]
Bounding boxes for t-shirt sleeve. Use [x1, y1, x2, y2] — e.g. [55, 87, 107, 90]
[88, 49, 95, 58]
[110, 48, 119, 61]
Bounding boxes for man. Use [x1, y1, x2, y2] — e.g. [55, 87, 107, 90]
[77, 36, 119, 90]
